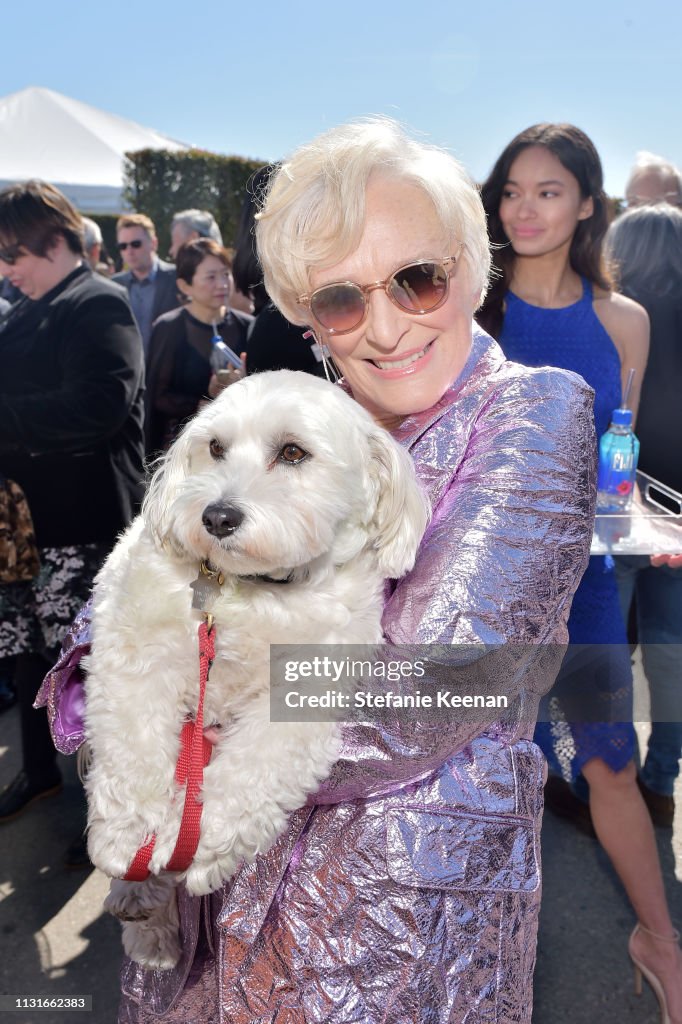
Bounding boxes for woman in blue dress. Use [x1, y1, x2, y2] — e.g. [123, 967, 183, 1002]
[478, 123, 682, 1022]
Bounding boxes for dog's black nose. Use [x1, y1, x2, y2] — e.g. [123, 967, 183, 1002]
[202, 502, 244, 538]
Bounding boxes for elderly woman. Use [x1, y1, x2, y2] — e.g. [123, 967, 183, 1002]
[47, 119, 594, 1023]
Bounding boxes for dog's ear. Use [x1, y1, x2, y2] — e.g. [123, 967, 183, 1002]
[366, 428, 430, 578]
[142, 428, 193, 553]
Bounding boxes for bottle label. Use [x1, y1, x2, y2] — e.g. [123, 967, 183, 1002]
[611, 451, 635, 473]
[597, 459, 635, 495]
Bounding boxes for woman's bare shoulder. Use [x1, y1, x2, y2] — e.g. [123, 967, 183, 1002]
[593, 288, 649, 339]
[593, 289, 649, 416]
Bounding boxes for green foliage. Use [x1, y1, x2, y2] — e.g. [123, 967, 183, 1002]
[608, 196, 625, 221]
[122, 148, 266, 258]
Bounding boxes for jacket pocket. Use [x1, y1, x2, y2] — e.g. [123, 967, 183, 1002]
[386, 807, 539, 893]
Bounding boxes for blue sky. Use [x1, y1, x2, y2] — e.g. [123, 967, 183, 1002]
[3, 0, 679, 197]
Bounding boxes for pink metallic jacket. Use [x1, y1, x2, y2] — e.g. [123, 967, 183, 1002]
[39, 331, 596, 1024]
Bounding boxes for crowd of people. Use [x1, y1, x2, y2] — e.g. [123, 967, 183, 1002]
[0, 121, 680, 1023]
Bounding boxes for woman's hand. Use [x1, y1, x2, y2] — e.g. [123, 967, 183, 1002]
[207, 352, 247, 399]
[650, 553, 682, 569]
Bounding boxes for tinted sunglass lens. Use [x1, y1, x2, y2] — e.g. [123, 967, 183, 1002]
[390, 262, 448, 312]
[311, 284, 365, 333]
[0, 243, 22, 265]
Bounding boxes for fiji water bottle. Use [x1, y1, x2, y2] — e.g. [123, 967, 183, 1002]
[209, 332, 242, 375]
[596, 408, 640, 512]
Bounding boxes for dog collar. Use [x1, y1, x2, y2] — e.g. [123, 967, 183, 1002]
[191, 561, 294, 611]
[201, 557, 295, 587]
[238, 571, 295, 585]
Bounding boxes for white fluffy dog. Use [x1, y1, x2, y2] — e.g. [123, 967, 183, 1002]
[84, 370, 428, 970]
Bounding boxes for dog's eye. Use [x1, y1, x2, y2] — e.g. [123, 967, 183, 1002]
[277, 444, 309, 465]
[209, 438, 225, 459]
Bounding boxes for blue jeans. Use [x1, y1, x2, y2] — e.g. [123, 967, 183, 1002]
[615, 555, 682, 796]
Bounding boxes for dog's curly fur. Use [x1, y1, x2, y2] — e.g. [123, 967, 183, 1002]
[84, 370, 429, 969]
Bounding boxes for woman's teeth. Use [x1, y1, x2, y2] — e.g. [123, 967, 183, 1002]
[373, 342, 432, 370]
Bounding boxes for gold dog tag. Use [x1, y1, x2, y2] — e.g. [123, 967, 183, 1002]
[190, 562, 224, 611]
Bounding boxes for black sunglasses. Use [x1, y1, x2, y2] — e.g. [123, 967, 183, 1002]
[0, 242, 25, 266]
[118, 239, 144, 252]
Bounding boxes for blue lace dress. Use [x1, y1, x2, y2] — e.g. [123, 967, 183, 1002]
[499, 278, 635, 779]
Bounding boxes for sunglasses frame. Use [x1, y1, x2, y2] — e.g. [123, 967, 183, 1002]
[298, 251, 462, 336]
[117, 239, 144, 251]
[0, 242, 26, 266]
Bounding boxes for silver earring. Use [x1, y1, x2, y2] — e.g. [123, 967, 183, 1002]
[320, 343, 340, 383]
[303, 330, 340, 383]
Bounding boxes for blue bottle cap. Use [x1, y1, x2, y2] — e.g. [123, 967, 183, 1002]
[612, 407, 633, 426]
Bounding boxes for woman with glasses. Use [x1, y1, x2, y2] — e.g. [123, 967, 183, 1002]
[0, 180, 145, 852]
[144, 238, 252, 456]
[478, 123, 682, 1023]
[42, 119, 593, 1023]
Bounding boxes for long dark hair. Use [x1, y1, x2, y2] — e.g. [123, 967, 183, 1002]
[232, 164, 279, 314]
[477, 123, 613, 338]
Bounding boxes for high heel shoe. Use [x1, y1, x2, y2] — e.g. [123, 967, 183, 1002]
[629, 922, 681, 1024]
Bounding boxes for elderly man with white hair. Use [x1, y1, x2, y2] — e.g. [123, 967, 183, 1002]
[625, 151, 682, 208]
[81, 216, 103, 269]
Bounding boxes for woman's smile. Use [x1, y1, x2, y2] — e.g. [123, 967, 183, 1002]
[367, 339, 436, 375]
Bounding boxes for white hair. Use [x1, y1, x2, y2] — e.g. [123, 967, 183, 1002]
[625, 151, 682, 206]
[81, 216, 102, 249]
[606, 203, 682, 297]
[256, 117, 491, 324]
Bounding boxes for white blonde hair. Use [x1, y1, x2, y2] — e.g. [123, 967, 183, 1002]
[256, 116, 491, 325]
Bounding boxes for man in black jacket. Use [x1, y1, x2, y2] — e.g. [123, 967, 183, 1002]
[0, 180, 145, 843]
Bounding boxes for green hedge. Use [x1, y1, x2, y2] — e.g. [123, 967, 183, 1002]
[122, 148, 266, 258]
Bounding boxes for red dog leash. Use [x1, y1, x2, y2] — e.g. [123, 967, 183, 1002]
[124, 617, 215, 881]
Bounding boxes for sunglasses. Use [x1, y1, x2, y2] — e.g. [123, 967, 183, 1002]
[0, 242, 25, 266]
[298, 253, 462, 335]
[118, 239, 144, 252]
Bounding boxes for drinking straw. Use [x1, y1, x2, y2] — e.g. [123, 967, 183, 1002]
[621, 368, 636, 410]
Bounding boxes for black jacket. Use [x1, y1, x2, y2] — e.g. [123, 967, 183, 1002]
[144, 305, 252, 455]
[0, 265, 146, 547]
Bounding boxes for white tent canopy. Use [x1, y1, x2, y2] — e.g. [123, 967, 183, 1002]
[0, 86, 189, 213]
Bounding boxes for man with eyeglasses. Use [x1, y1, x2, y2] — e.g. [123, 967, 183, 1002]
[113, 213, 178, 354]
[624, 151, 682, 209]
